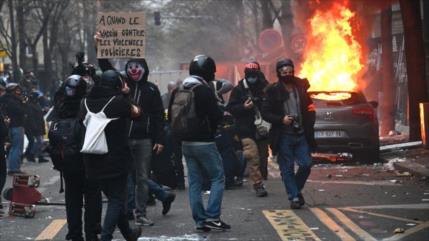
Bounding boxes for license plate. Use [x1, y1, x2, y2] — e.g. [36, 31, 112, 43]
[315, 130, 347, 138]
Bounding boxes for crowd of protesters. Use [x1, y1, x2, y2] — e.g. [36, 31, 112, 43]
[0, 41, 316, 240]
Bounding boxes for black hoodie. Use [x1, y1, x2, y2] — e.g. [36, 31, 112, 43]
[98, 58, 165, 144]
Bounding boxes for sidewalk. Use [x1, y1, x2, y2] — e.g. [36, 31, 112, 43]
[381, 146, 429, 178]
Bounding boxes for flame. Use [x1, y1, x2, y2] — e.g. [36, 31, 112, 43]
[311, 92, 351, 101]
[298, 1, 364, 93]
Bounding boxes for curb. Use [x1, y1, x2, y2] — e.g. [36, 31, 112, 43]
[392, 161, 429, 178]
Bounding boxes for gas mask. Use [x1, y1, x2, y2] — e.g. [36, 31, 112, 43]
[126, 61, 145, 81]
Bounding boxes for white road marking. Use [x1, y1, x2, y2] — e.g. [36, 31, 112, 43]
[346, 203, 429, 210]
[307, 179, 401, 186]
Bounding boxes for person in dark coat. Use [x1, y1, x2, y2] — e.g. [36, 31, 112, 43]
[227, 61, 269, 197]
[261, 58, 316, 209]
[50, 74, 102, 241]
[25, 92, 48, 163]
[98, 55, 166, 226]
[80, 70, 141, 241]
[3, 83, 27, 174]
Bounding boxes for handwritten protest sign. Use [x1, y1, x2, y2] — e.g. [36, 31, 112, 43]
[96, 12, 145, 58]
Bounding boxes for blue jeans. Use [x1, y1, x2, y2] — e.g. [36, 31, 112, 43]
[127, 176, 169, 213]
[182, 142, 225, 227]
[129, 139, 152, 216]
[7, 127, 24, 172]
[99, 175, 132, 241]
[30, 135, 44, 158]
[277, 134, 312, 201]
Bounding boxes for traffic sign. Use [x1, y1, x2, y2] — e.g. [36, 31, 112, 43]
[258, 29, 283, 53]
[290, 34, 306, 54]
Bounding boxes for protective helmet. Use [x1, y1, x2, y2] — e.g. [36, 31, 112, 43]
[5, 83, 21, 93]
[100, 70, 122, 90]
[64, 75, 87, 97]
[189, 55, 216, 81]
[276, 58, 294, 72]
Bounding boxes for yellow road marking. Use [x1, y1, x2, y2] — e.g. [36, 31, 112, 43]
[382, 221, 429, 241]
[327, 208, 377, 241]
[340, 207, 424, 224]
[263, 210, 321, 241]
[35, 219, 67, 240]
[310, 208, 356, 241]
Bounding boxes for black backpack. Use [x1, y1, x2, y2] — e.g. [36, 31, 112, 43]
[169, 83, 201, 140]
[48, 118, 82, 171]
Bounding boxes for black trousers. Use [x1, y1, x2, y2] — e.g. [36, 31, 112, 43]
[0, 139, 6, 205]
[63, 170, 102, 240]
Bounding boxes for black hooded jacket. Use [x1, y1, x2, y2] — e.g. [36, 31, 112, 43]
[99, 58, 165, 144]
[227, 77, 268, 139]
[79, 86, 134, 180]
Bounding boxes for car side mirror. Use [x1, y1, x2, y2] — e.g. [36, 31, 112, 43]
[369, 101, 378, 108]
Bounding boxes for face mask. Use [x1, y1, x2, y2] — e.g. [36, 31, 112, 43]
[280, 75, 294, 84]
[247, 77, 257, 84]
[127, 62, 145, 81]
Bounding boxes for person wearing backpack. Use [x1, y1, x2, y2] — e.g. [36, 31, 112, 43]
[79, 70, 142, 241]
[227, 61, 269, 197]
[168, 55, 230, 232]
[48, 75, 102, 241]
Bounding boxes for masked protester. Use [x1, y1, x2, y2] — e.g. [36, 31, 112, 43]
[124, 58, 166, 226]
[168, 55, 231, 231]
[97, 54, 170, 226]
[80, 70, 142, 241]
[227, 61, 269, 197]
[49, 75, 102, 241]
[261, 58, 316, 209]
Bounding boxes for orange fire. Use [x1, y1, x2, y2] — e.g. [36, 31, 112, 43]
[298, 1, 364, 93]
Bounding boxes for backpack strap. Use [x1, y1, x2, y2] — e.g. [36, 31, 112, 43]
[101, 96, 116, 113]
[83, 98, 91, 113]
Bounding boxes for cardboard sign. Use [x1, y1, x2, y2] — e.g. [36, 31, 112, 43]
[96, 12, 145, 58]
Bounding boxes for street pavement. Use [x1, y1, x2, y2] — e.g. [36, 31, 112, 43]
[1, 155, 429, 241]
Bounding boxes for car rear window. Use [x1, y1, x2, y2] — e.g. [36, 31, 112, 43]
[309, 92, 367, 106]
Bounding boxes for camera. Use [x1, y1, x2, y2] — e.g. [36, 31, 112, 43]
[289, 115, 301, 130]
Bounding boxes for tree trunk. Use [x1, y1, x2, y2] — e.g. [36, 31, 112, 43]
[278, 0, 294, 54]
[8, 0, 19, 83]
[43, 28, 51, 93]
[260, 0, 273, 30]
[16, 0, 26, 71]
[85, 0, 96, 64]
[380, 7, 395, 136]
[31, 45, 38, 72]
[399, 0, 428, 141]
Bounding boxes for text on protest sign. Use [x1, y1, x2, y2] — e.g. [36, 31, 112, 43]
[96, 12, 145, 58]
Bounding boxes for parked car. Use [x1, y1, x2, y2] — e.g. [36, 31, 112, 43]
[310, 91, 379, 163]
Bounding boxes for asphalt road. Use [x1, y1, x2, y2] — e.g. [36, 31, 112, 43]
[1, 158, 428, 241]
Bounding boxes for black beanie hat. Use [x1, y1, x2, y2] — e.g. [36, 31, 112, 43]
[276, 58, 294, 72]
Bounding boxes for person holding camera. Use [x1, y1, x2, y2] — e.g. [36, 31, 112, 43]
[261, 58, 316, 209]
[227, 61, 269, 197]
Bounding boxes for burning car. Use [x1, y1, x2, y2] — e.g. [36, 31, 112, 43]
[310, 91, 379, 162]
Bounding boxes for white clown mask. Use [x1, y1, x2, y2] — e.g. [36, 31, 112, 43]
[127, 62, 145, 81]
